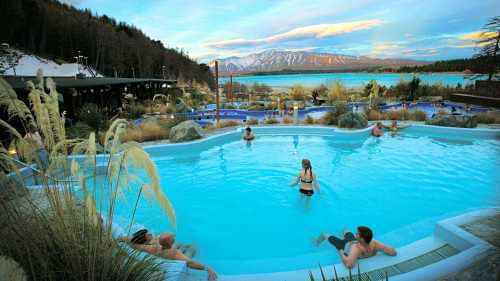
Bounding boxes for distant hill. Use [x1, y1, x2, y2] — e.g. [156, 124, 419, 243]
[0, 0, 214, 87]
[212, 49, 431, 75]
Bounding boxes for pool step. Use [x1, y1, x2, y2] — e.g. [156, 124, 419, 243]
[336, 244, 460, 281]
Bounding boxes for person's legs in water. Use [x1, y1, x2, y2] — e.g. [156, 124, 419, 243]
[314, 232, 331, 246]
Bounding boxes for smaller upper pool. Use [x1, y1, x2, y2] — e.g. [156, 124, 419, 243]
[100, 126, 500, 275]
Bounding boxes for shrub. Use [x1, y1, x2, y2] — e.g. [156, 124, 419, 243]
[319, 111, 336, 125]
[66, 121, 94, 139]
[121, 121, 169, 142]
[203, 123, 216, 132]
[216, 120, 241, 128]
[337, 112, 368, 129]
[475, 112, 499, 124]
[332, 101, 348, 116]
[304, 115, 315, 124]
[246, 118, 259, 125]
[412, 110, 427, 121]
[128, 103, 146, 119]
[366, 109, 384, 121]
[77, 103, 106, 133]
[264, 117, 279, 124]
[282, 116, 294, 124]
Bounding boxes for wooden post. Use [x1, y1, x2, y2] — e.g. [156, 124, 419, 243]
[229, 74, 233, 102]
[215, 60, 220, 124]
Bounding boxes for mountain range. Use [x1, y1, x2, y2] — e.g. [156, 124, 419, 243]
[212, 50, 431, 75]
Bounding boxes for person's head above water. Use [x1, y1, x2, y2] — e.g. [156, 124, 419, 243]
[130, 229, 153, 244]
[356, 226, 373, 244]
[245, 127, 252, 133]
[159, 233, 176, 249]
[302, 159, 312, 175]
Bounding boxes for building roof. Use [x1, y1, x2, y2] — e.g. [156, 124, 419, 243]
[2, 76, 177, 90]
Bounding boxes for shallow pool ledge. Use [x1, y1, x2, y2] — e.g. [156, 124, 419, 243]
[202, 208, 498, 281]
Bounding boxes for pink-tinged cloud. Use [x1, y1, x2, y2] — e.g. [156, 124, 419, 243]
[204, 19, 384, 49]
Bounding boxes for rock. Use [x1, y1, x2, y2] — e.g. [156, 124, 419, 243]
[169, 120, 204, 143]
[426, 114, 477, 128]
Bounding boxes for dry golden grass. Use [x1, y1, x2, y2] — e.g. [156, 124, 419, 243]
[216, 120, 241, 128]
[303, 115, 315, 125]
[246, 119, 259, 125]
[121, 121, 169, 143]
[366, 109, 385, 121]
[282, 116, 294, 124]
[476, 112, 500, 124]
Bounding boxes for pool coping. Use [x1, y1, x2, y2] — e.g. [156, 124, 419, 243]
[207, 208, 498, 281]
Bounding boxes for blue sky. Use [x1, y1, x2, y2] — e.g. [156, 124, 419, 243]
[68, 0, 499, 62]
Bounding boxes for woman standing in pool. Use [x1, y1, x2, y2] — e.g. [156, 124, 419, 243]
[290, 159, 319, 196]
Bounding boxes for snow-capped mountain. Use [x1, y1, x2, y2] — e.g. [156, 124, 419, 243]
[211, 49, 430, 74]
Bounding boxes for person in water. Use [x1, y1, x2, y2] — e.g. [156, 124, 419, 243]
[371, 122, 384, 137]
[290, 159, 319, 196]
[315, 226, 397, 269]
[120, 229, 217, 280]
[243, 127, 255, 141]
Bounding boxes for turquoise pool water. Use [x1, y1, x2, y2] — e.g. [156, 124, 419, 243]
[219, 72, 473, 88]
[104, 127, 499, 275]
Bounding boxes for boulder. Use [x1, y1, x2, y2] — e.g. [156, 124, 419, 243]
[426, 114, 477, 128]
[169, 120, 204, 143]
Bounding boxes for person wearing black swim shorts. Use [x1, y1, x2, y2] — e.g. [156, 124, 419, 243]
[314, 226, 397, 268]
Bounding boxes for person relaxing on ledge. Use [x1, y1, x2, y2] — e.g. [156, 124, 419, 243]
[290, 159, 319, 196]
[371, 122, 384, 137]
[119, 229, 217, 281]
[243, 126, 255, 141]
[314, 226, 397, 269]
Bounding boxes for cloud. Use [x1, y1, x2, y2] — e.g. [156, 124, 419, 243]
[402, 48, 439, 57]
[453, 31, 497, 48]
[371, 42, 402, 54]
[204, 19, 384, 49]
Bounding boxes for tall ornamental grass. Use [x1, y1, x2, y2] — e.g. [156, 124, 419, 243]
[0, 73, 175, 281]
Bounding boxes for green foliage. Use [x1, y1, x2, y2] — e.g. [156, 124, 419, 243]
[472, 16, 500, 81]
[338, 112, 368, 129]
[77, 103, 106, 133]
[66, 121, 94, 139]
[308, 264, 389, 281]
[319, 102, 348, 125]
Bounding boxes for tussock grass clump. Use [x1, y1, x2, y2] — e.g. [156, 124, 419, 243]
[282, 116, 294, 124]
[0, 75, 175, 281]
[121, 121, 169, 143]
[264, 117, 279, 124]
[245, 118, 259, 125]
[216, 120, 241, 128]
[475, 112, 500, 124]
[304, 115, 315, 124]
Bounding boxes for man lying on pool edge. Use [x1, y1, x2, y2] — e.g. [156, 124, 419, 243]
[119, 230, 217, 280]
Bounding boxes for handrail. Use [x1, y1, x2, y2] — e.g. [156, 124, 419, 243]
[2, 154, 79, 183]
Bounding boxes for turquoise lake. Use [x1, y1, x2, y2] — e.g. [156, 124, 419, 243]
[219, 72, 474, 88]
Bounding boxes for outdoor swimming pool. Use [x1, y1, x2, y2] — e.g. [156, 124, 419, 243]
[103, 126, 499, 275]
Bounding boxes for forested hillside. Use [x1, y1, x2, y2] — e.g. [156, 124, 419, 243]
[396, 57, 493, 73]
[0, 0, 214, 87]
